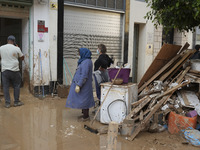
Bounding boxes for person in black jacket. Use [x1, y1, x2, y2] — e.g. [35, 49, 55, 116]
[94, 44, 113, 71]
[190, 45, 200, 59]
[94, 44, 114, 100]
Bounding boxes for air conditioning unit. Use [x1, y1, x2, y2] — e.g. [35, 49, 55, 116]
[38, 0, 48, 5]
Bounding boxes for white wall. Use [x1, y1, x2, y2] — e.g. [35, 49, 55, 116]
[30, 0, 58, 86]
[128, 0, 154, 82]
[49, 0, 58, 81]
[173, 30, 193, 49]
[22, 18, 29, 73]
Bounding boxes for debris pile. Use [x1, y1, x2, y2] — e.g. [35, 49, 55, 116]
[123, 43, 200, 141]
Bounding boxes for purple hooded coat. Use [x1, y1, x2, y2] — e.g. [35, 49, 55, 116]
[66, 48, 94, 109]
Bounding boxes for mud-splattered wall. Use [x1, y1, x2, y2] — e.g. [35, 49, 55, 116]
[30, 0, 58, 87]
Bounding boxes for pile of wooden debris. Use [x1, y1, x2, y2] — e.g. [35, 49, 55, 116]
[124, 43, 200, 141]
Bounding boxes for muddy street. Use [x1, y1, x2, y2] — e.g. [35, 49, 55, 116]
[0, 87, 198, 150]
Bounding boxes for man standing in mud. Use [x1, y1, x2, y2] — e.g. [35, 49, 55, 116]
[0, 35, 24, 108]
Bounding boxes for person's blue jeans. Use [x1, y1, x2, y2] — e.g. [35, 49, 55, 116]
[2, 70, 21, 104]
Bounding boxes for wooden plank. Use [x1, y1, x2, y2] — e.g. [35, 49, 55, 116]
[128, 95, 170, 141]
[138, 90, 161, 99]
[189, 73, 200, 78]
[185, 74, 200, 83]
[138, 44, 182, 88]
[169, 70, 183, 85]
[148, 97, 157, 109]
[126, 97, 152, 119]
[131, 96, 148, 107]
[176, 66, 191, 84]
[159, 50, 195, 81]
[157, 81, 190, 99]
[180, 90, 190, 106]
[139, 110, 144, 121]
[189, 70, 200, 75]
[127, 81, 190, 141]
[107, 122, 119, 150]
[177, 42, 190, 54]
[147, 81, 190, 109]
[165, 52, 195, 81]
[138, 54, 181, 93]
[133, 109, 150, 121]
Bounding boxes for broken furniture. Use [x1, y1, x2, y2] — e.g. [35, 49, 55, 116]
[122, 43, 200, 141]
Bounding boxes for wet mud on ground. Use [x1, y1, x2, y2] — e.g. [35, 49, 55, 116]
[0, 87, 199, 150]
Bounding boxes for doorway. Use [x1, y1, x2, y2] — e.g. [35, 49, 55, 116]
[0, 18, 23, 86]
[0, 18, 22, 46]
[132, 24, 139, 83]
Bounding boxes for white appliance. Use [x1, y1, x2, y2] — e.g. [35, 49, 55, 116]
[100, 83, 138, 124]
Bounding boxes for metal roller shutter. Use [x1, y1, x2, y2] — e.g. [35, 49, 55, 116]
[64, 6, 123, 79]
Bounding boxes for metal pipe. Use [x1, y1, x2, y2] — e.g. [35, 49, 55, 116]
[57, 0, 64, 84]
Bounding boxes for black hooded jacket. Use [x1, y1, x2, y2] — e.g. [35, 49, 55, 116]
[94, 54, 113, 71]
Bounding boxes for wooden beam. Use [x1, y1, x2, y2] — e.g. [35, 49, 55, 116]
[131, 96, 148, 107]
[169, 70, 183, 85]
[139, 44, 182, 88]
[159, 50, 195, 81]
[127, 81, 190, 141]
[107, 122, 119, 150]
[176, 66, 191, 84]
[189, 69, 200, 75]
[127, 97, 152, 119]
[128, 95, 171, 141]
[138, 90, 161, 99]
[133, 109, 150, 121]
[177, 42, 190, 54]
[138, 55, 181, 93]
[165, 52, 194, 81]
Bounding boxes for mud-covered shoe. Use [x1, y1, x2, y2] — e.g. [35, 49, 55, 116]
[5, 103, 10, 108]
[14, 101, 24, 107]
[78, 117, 90, 122]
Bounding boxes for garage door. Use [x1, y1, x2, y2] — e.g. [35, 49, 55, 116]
[64, 6, 123, 82]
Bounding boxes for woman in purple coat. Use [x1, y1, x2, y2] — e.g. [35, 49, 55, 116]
[66, 48, 94, 121]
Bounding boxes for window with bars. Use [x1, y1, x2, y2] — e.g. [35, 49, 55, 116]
[64, 0, 125, 11]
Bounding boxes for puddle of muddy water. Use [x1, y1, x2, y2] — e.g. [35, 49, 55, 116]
[0, 87, 199, 150]
[99, 135, 121, 150]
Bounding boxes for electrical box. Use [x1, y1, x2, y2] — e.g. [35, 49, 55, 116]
[100, 83, 138, 124]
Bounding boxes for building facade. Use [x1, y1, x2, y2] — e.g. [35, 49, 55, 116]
[127, 0, 194, 83]
[0, 0, 58, 95]
[0, 0, 196, 95]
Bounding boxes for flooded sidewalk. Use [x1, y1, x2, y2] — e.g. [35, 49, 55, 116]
[0, 87, 199, 150]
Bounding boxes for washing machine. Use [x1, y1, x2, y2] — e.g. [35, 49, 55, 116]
[100, 82, 138, 124]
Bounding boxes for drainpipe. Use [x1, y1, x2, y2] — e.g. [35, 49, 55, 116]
[57, 0, 64, 84]
[29, 7, 31, 81]
[123, 0, 130, 63]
